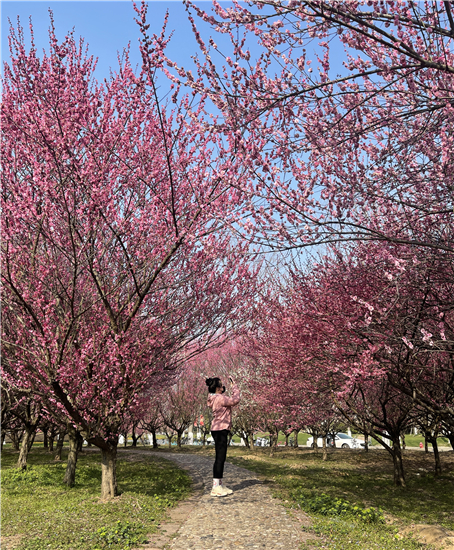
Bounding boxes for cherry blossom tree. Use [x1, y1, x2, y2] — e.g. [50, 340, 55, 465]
[152, 1, 453, 254]
[1, 15, 259, 498]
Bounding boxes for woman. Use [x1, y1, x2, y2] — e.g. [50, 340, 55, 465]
[206, 376, 240, 497]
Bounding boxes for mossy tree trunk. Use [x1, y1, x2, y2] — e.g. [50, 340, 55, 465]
[64, 426, 83, 487]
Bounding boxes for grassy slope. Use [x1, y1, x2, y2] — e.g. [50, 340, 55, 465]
[1, 446, 192, 550]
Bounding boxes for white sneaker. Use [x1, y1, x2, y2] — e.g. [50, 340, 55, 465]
[221, 485, 233, 494]
[210, 485, 230, 497]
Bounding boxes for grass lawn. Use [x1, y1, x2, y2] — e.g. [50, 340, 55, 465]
[151, 443, 454, 550]
[1, 445, 192, 550]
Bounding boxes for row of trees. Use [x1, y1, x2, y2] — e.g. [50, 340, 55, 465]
[2, 1, 453, 495]
[1, 13, 261, 499]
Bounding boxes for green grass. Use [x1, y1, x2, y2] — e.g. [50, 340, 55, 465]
[198, 445, 453, 550]
[1, 446, 192, 550]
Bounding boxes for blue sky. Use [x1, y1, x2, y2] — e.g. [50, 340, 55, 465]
[2, 1, 349, 82]
[1, 1, 213, 80]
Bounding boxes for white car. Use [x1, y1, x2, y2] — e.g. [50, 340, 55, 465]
[306, 433, 364, 449]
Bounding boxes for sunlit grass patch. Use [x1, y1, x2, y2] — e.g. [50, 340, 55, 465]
[224, 446, 453, 550]
[1, 447, 192, 550]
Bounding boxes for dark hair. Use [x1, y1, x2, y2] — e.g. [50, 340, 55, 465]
[205, 377, 225, 394]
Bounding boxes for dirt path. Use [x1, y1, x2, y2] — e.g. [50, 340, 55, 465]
[125, 450, 316, 550]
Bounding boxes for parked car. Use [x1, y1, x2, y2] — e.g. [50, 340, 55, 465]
[306, 433, 365, 449]
[254, 437, 270, 447]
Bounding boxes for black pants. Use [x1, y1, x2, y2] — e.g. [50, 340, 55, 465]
[211, 429, 229, 479]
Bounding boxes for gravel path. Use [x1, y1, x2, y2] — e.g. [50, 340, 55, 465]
[137, 451, 316, 550]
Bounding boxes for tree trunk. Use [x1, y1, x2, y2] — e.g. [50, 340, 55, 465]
[425, 437, 429, 453]
[17, 429, 33, 469]
[101, 444, 118, 500]
[285, 433, 289, 446]
[401, 432, 406, 451]
[27, 431, 36, 451]
[168, 435, 173, 448]
[43, 430, 49, 449]
[364, 433, 369, 452]
[177, 431, 182, 447]
[64, 428, 82, 487]
[269, 432, 278, 457]
[131, 425, 139, 447]
[293, 430, 299, 448]
[391, 440, 406, 487]
[48, 434, 55, 452]
[54, 430, 66, 461]
[322, 437, 328, 461]
[429, 438, 442, 475]
[1, 430, 5, 451]
[10, 429, 23, 451]
[151, 429, 158, 449]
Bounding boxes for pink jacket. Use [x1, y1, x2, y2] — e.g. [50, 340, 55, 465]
[207, 384, 240, 431]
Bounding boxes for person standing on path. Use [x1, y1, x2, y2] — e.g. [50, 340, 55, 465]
[206, 376, 240, 497]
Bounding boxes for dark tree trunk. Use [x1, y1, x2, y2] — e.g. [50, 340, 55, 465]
[364, 434, 369, 452]
[390, 439, 406, 487]
[131, 425, 139, 447]
[101, 444, 118, 500]
[425, 437, 429, 454]
[401, 433, 406, 451]
[429, 437, 442, 475]
[54, 430, 66, 461]
[43, 430, 49, 449]
[10, 429, 23, 451]
[285, 433, 289, 446]
[1, 431, 5, 451]
[64, 428, 82, 487]
[48, 433, 55, 452]
[176, 431, 182, 447]
[151, 429, 158, 449]
[27, 432, 36, 451]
